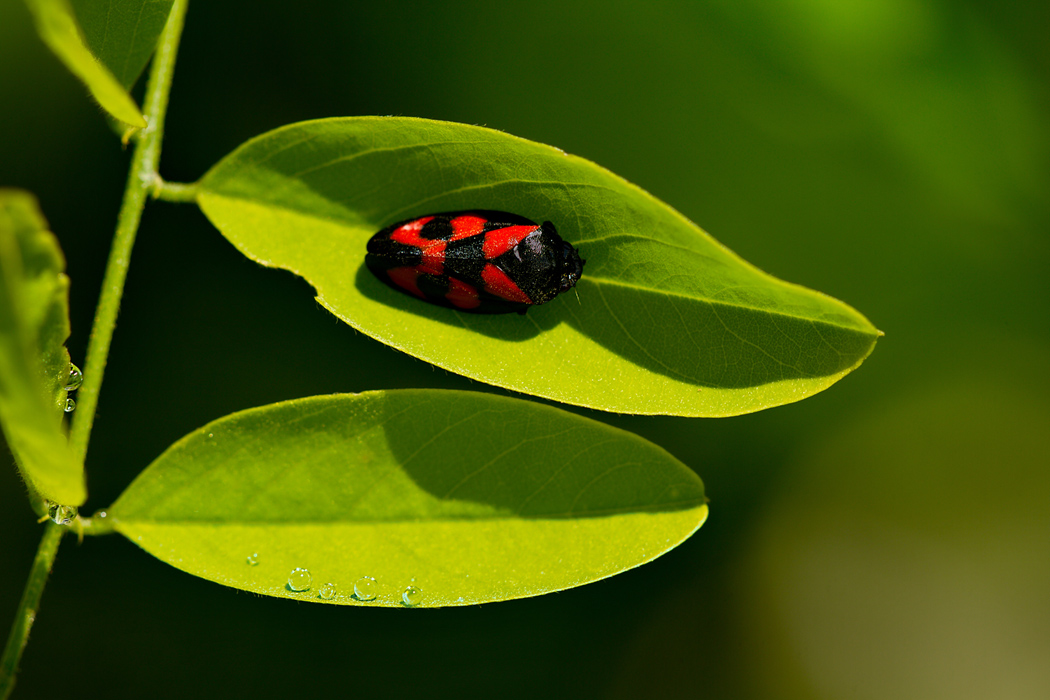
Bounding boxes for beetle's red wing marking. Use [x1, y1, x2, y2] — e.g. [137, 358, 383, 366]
[368, 211, 582, 314]
[386, 267, 427, 299]
[482, 263, 532, 304]
[446, 278, 481, 309]
[449, 214, 487, 241]
[417, 260, 443, 276]
[391, 216, 445, 274]
[391, 216, 441, 250]
[417, 246, 446, 275]
[483, 225, 536, 260]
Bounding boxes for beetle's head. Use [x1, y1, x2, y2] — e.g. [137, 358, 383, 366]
[558, 240, 585, 293]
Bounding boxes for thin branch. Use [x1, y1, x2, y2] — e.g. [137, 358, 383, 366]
[152, 178, 199, 203]
[68, 0, 190, 463]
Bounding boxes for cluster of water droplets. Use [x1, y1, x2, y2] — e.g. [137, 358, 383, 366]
[63, 363, 83, 413]
[247, 557, 423, 606]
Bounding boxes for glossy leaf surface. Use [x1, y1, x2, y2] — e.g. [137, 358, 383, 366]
[69, 0, 174, 89]
[198, 117, 880, 416]
[109, 391, 707, 607]
[0, 191, 84, 505]
[24, 0, 146, 127]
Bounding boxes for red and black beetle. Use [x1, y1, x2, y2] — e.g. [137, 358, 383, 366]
[365, 210, 585, 314]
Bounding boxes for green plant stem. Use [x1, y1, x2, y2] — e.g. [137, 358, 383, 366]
[68, 0, 189, 464]
[0, 524, 64, 700]
[75, 511, 116, 537]
[2, 2, 189, 696]
[152, 179, 199, 202]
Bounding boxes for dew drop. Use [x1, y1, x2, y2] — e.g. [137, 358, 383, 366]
[287, 567, 312, 592]
[353, 576, 377, 601]
[92, 509, 108, 520]
[64, 364, 84, 391]
[46, 501, 77, 525]
[246, 552, 259, 566]
[402, 585, 422, 607]
[319, 582, 337, 600]
[63, 397, 76, 413]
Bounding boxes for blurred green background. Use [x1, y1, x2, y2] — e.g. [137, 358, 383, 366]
[2, 0, 1048, 698]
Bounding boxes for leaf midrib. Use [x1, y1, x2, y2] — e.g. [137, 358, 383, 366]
[112, 499, 707, 526]
[587, 276, 876, 335]
[197, 191, 877, 337]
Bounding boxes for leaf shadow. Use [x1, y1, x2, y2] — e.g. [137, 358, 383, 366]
[558, 280, 874, 390]
[356, 262, 870, 392]
[376, 392, 705, 520]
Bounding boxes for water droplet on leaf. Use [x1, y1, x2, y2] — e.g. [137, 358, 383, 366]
[246, 553, 259, 566]
[64, 398, 76, 412]
[65, 364, 83, 391]
[319, 583, 337, 600]
[353, 576, 377, 601]
[287, 567, 312, 592]
[402, 585, 422, 607]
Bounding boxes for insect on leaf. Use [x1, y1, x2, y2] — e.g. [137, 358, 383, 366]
[197, 117, 881, 417]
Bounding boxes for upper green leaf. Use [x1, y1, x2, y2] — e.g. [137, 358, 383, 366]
[197, 117, 880, 416]
[24, 0, 147, 128]
[109, 390, 707, 607]
[69, 0, 174, 89]
[0, 190, 85, 506]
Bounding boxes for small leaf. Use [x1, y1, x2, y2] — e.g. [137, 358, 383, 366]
[0, 190, 85, 506]
[24, 0, 147, 128]
[198, 117, 880, 417]
[69, 0, 174, 89]
[109, 391, 707, 607]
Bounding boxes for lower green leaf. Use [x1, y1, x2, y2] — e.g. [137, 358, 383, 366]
[109, 391, 708, 607]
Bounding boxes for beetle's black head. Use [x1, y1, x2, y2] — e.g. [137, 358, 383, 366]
[558, 240, 585, 293]
[538, 220, 585, 295]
